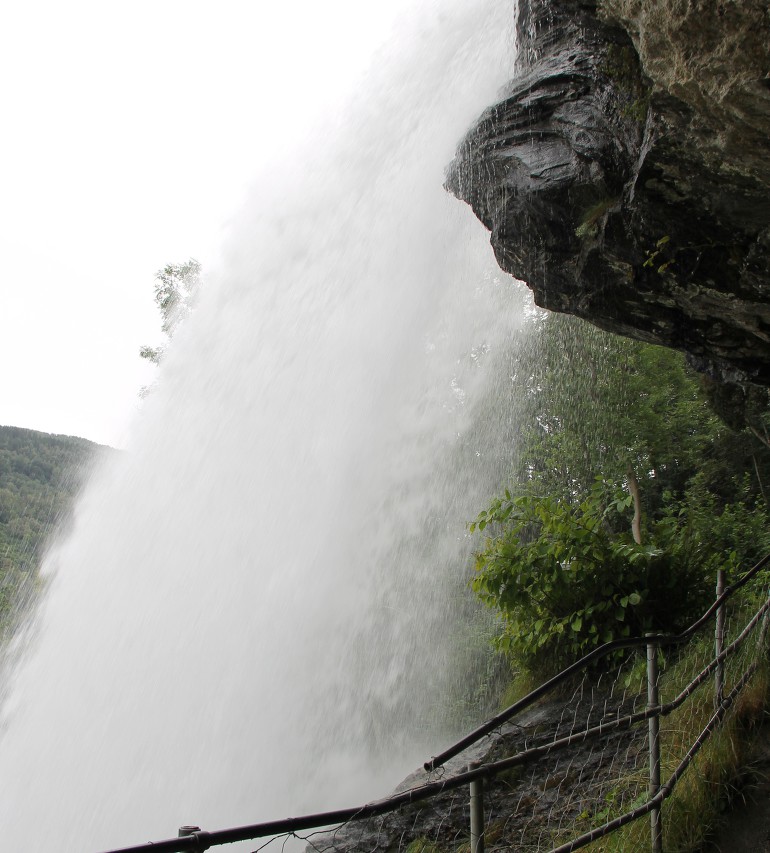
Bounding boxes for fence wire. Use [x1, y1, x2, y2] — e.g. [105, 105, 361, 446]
[289, 573, 770, 853]
[101, 561, 770, 853]
[289, 665, 651, 853]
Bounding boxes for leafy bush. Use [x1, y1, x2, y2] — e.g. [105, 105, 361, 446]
[470, 311, 770, 679]
[660, 474, 770, 579]
[470, 480, 712, 675]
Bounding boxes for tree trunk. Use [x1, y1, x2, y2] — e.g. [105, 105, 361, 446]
[627, 465, 643, 545]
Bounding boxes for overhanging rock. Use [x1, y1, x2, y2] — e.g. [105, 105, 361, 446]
[446, 0, 770, 384]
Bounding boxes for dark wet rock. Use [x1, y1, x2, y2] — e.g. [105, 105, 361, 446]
[446, 0, 770, 385]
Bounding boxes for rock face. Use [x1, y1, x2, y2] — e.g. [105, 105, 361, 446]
[446, 0, 770, 384]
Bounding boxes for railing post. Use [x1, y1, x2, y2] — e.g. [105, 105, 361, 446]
[757, 601, 770, 653]
[715, 569, 726, 710]
[647, 634, 663, 853]
[469, 761, 485, 853]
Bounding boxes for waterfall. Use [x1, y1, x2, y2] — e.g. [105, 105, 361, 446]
[0, 2, 524, 850]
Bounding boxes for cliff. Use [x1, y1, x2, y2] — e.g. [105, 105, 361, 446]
[446, 0, 770, 384]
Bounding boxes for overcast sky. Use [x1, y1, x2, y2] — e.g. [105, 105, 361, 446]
[0, 0, 416, 447]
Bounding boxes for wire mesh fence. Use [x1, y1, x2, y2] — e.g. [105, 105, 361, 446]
[101, 556, 770, 853]
[293, 670, 654, 853]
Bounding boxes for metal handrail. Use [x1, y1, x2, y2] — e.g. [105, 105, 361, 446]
[424, 550, 770, 770]
[549, 665, 758, 853]
[97, 551, 770, 853]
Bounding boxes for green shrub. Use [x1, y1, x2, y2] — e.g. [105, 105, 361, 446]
[470, 480, 712, 675]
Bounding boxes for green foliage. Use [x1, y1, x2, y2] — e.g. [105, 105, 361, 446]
[405, 839, 443, 853]
[470, 312, 770, 676]
[471, 480, 711, 672]
[659, 475, 770, 579]
[643, 234, 674, 273]
[503, 312, 765, 515]
[140, 258, 202, 366]
[0, 426, 103, 635]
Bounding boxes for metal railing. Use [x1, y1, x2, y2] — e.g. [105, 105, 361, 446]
[99, 552, 770, 853]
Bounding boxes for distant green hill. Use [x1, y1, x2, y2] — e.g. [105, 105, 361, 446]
[0, 425, 107, 636]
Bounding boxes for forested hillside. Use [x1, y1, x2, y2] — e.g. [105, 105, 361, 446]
[0, 426, 104, 635]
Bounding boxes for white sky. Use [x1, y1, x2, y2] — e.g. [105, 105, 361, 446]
[0, 0, 416, 447]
